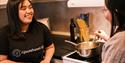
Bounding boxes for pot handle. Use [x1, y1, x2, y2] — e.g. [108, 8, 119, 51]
[65, 40, 78, 46]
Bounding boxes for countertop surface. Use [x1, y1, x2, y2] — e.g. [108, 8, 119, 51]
[16, 34, 103, 63]
[52, 34, 104, 61]
[52, 34, 75, 59]
[63, 51, 101, 63]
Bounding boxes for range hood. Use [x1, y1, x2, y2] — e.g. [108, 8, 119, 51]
[67, 0, 104, 7]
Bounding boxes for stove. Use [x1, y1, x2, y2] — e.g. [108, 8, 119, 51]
[63, 51, 101, 63]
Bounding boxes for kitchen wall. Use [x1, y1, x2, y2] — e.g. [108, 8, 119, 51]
[0, 1, 111, 36]
[33, 1, 111, 36]
[0, 8, 8, 28]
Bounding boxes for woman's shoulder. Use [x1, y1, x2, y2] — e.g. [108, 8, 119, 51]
[117, 31, 125, 36]
[114, 31, 125, 39]
[104, 31, 125, 49]
[110, 31, 125, 40]
[108, 31, 125, 48]
[102, 31, 125, 63]
[36, 21, 49, 30]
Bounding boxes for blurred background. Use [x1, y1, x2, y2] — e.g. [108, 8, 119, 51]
[0, 0, 111, 36]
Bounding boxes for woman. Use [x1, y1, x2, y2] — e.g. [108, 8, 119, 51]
[95, 0, 125, 63]
[0, 0, 55, 63]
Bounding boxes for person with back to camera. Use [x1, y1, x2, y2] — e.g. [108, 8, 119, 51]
[94, 0, 125, 63]
[0, 0, 55, 63]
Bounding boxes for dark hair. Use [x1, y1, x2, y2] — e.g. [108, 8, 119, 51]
[7, 0, 37, 39]
[105, 0, 125, 36]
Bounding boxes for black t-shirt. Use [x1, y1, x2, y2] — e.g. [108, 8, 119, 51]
[0, 22, 53, 63]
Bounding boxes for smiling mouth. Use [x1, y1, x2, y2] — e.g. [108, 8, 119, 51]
[24, 13, 33, 19]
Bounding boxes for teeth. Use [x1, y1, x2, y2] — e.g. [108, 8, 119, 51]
[25, 14, 31, 18]
[25, 13, 33, 17]
[26, 14, 29, 16]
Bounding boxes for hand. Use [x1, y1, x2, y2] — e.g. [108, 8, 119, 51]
[94, 30, 110, 41]
[40, 59, 50, 63]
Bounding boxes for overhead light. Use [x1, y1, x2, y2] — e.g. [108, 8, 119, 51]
[0, 0, 8, 5]
[67, 0, 104, 7]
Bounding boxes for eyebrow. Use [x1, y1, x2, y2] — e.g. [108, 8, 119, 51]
[20, 3, 31, 8]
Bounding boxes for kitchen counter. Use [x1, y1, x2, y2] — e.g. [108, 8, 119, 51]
[52, 34, 75, 60]
[62, 43, 104, 63]
[52, 34, 104, 63]
[63, 51, 100, 63]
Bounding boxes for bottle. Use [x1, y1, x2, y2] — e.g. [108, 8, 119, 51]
[70, 18, 77, 43]
[80, 13, 89, 27]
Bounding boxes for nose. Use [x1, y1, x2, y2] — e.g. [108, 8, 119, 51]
[26, 8, 32, 13]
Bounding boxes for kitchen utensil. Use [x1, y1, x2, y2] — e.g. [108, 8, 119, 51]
[65, 40, 100, 58]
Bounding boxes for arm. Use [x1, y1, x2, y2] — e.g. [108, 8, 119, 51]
[0, 55, 7, 61]
[40, 44, 55, 63]
[0, 55, 17, 63]
[102, 32, 125, 63]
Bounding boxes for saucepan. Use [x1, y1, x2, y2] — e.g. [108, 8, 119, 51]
[65, 40, 100, 58]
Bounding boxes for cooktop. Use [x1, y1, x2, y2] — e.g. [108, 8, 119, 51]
[63, 51, 101, 63]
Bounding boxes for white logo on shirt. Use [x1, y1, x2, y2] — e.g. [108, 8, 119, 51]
[12, 45, 44, 57]
[12, 49, 21, 57]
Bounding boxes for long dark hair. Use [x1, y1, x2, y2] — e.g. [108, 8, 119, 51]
[105, 0, 125, 37]
[7, 0, 37, 39]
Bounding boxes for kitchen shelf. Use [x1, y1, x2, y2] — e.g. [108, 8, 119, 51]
[0, 4, 6, 9]
[0, 0, 7, 9]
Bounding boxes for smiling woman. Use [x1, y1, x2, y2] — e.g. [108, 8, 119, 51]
[18, 0, 34, 24]
[0, 0, 55, 63]
[18, 0, 34, 32]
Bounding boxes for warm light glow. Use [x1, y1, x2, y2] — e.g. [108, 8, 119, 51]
[67, 0, 104, 7]
[0, 0, 8, 5]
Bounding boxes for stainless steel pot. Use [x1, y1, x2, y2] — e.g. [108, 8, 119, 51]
[65, 40, 100, 58]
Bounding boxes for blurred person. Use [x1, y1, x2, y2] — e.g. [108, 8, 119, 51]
[95, 0, 125, 63]
[94, 5, 112, 41]
[0, 0, 55, 63]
